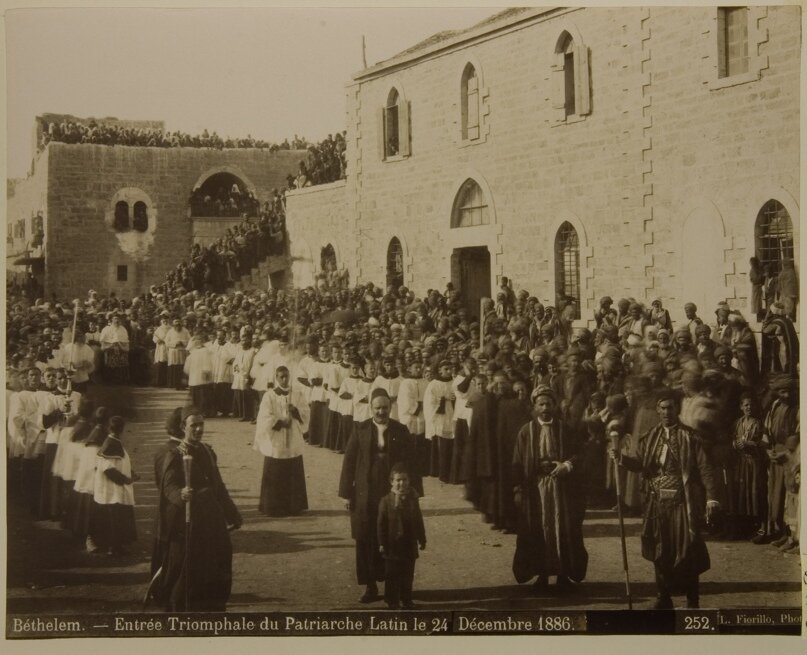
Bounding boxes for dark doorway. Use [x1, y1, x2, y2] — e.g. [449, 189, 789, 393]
[451, 246, 491, 319]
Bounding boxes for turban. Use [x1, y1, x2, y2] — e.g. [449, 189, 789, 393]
[626, 333, 643, 346]
[657, 328, 670, 338]
[684, 302, 697, 312]
[770, 302, 785, 316]
[674, 328, 691, 340]
[713, 345, 731, 359]
[695, 324, 712, 337]
[530, 384, 556, 403]
[727, 312, 744, 324]
[771, 375, 797, 392]
[599, 296, 613, 305]
[629, 302, 642, 312]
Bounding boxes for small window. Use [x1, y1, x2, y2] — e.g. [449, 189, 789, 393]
[563, 45, 576, 116]
[133, 201, 148, 232]
[321, 244, 337, 272]
[386, 237, 404, 290]
[114, 201, 130, 231]
[718, 7, 749, 79]
[379, 87, 410, 159]
[755, 200, 794, 273]
[117, 265, 128, 282]
[555, 222, 581, 319]
[451, 179, 489, 228]
[461, 64, 480, 140]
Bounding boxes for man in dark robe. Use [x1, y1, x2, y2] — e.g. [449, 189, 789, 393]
[511, 385, 587, 591]
[495, 387, 532, 533]
[760, 303, 799, 376]
[150, 406, 242, 611]
[612, 390, 720, 608]
[338, 388, 421, 604]
[752, 376, 799, 544]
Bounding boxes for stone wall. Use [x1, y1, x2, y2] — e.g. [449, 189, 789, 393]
[284, 180, 349, 289]
[6, 149, 49, 281]
[285, 5, 800, 326]
[41, 143, 303, 298]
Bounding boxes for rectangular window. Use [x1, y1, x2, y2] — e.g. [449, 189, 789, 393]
[466, 75, 480, 140]
[117, 265, 128, 282]
[718, 7, 749, 78]
[564, 52, 576, 116]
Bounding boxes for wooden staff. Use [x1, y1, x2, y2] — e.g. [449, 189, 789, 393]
[183, 454, 193, 611]
[610, 429, 633, 610]
[66, 299, 80, 395]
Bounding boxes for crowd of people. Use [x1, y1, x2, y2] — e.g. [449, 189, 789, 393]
[38, 118, 312, 152]
[5, 258, 801, 610]
[286, 132, 348, 189]
[188, 182, 262, 218]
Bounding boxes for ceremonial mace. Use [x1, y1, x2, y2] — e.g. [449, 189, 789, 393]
[183, 453, 194, 611]
[608, 422, 633, 610]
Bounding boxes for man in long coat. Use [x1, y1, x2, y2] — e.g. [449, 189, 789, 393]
[338, 388, 421, 604]
[511, 385, 588, 591]
[150, 406, 242, 611]
[612, 390, 720, 608]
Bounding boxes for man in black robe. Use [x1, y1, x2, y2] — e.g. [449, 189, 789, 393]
[761, 303, 799, 376]
[611, 390, 720, 608]
[511, 385, 587, 592]
[150, 406, 242, 611]
[338, 388, 421, 604]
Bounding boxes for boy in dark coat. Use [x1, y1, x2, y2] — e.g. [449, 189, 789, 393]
[377, 463, 426, 609]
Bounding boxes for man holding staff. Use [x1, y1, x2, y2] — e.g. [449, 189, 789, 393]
[610, 390, 720, 609]
[150, 406, 242, 611]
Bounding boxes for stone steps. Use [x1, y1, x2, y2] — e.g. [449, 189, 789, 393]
[228, 253, 289, 293]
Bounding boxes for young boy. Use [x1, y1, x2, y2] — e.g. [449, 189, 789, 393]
[93, 416, 138, 555]
[377, 464, 426, 610]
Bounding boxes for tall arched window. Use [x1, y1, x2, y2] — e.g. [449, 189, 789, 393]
[133, 201, 148, 232]
[386, 237, 404, 290]
[461, 63, 480, 141]
[321, 244, 337, 273]
[114, 201, 130, 231]
[755, 200, 794, 273]
[555, 221, 580, 318]
[380, 87, 410, 159]
[451, 179, 489, 228]
[553, 30, 591, 122]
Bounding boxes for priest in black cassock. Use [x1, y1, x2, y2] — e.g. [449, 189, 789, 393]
[338, 388, 421, 604]
[150, 406, 242, 611]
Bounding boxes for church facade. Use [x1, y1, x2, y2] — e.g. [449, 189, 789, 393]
[285, 5, 800, 326]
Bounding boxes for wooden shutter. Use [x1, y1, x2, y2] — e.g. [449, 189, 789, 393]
[398, 100, 411, 157]
[377, 107, 386, 159]
[575, 44, 591, 115]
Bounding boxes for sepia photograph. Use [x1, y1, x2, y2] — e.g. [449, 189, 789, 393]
[3, 1, 803, 641]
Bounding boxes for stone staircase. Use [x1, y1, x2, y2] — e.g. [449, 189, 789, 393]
[229, 253, 290, 292]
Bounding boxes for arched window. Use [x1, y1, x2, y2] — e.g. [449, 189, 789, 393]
[114, 201, 130, 231]
[191, 171, 256, 218]
[380, 87, 410, 159]
[321, 244, 337, 272]
[386, 237, 404, 290]
[133, 201, 148, 232]
[555, 221, 581, 319]
[755, 200, 794, 273]
[461, 63, 480, 141]
[451, 179, 489, 228]
[553, 30, 591, 121]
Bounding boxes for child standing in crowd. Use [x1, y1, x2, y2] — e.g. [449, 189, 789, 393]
[732, 393, 767, 539]
[93, 416, 138, 555]
[398, 361, 428, 477]
[377, 464, 426, 610]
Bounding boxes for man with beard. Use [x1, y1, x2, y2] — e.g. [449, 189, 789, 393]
[512, 385, 587, 592]
[611, 390, 719, 608]
[149, 406, 242, 611]
[338, 388, 421, 604]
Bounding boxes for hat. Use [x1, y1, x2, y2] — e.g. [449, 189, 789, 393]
[370, 387, 390, 402]
[695, 324, 711, 337]
[530, 384, 556, 403]
[771, 375, 797, 392]
[684, 302, 697, 312]
[599, 296, 613, 305]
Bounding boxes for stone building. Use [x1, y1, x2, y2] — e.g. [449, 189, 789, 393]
[7, 114, 303, 299]
[285, 5, 800, 326]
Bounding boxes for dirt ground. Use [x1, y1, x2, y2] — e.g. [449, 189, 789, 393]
[6, 385, 802, 614]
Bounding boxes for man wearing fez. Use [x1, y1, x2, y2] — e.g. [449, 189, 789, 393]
[150, 406, 242, 611]
[611, 390, 719, 608]
[339, 388, 421, 604]
[511, 385, 587, 592]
